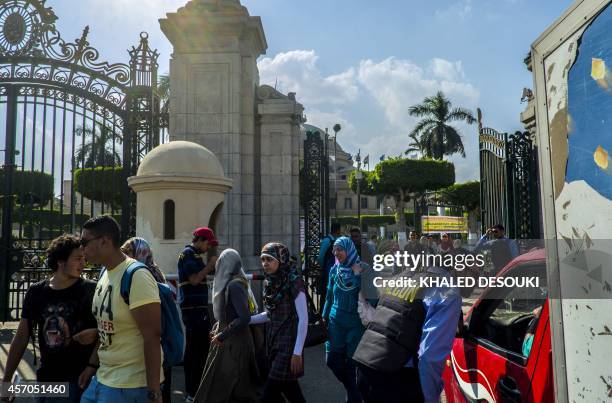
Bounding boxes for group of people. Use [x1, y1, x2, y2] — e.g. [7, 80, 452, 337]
[2, 215, 310, 403]
[2, 214, 515, 403]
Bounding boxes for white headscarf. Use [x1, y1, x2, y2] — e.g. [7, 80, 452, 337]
[212, 249, 258, 322]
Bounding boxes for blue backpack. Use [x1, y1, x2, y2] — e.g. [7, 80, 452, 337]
[119, 261, 185, 368]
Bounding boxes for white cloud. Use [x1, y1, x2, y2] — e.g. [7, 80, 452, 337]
[430, 58, 465, 81]
[258, 50, 358, 105]
[357, 57, 479, 127]
[257, 50, 481, 180]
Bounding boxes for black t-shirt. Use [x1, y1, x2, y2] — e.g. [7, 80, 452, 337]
[21, 278, 97, 382]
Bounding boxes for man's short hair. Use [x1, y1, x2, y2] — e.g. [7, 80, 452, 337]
[493, 224, 505, 231]
[82, 215, 121, 247]
[331, 223, 341, 233]
[46, 234, 81, 272]
[350, 227, 361, 234]
[370, 235, 377, 240]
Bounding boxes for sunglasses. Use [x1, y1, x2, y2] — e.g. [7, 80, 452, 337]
[80, 236, 102, 247]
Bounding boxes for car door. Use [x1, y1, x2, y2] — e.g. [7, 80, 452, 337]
[445, 262, 548, 403]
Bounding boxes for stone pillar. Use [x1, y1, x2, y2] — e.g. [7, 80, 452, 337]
[160, 0, 267, 266]
[256, 85, 304, 256]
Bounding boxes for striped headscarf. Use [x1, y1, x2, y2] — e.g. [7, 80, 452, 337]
[262, 242, 299, 311]
[121, 237, 165, 283]
[332, 236, 361, 291]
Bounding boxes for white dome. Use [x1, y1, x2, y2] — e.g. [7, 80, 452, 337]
[137, 141, 225, 178]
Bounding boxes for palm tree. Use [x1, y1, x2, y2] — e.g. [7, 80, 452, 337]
[74, 123, 122, 168]
[405, 133, 424, 157]
[408, 91, 476, 160]
[158, 73, 170, 113]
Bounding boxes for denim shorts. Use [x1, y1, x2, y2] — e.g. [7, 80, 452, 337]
[80, 377, 148, 403]
[36, 382, 82, 403]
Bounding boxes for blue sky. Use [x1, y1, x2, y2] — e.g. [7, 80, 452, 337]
[50, 0, 573, 181]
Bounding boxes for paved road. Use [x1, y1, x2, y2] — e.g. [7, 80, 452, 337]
[0, 322, 344, 403]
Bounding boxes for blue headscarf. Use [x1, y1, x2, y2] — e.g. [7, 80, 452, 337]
[332, 236, 361, 291]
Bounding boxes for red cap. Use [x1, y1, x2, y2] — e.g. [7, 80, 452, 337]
[193, 227, 218, 246]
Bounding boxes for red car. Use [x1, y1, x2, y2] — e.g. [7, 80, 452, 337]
[443, 249, 554, 403]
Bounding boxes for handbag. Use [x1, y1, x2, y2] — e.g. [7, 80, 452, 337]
[304, 292, 329, 348]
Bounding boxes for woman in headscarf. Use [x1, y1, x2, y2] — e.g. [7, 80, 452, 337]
[120, 237, 172, 403]
[195, 249, 259, 403]
[322, 236, 368, 403]
[120, 237, 165, 282]
[250, 242, 308, 403]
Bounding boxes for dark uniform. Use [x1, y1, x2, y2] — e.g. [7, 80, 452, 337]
[177, 245, 212, 399]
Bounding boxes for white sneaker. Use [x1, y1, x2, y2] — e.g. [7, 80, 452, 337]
[185, 396, 194, 403]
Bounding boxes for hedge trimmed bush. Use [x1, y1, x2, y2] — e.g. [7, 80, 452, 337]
[74, 167, 124, 209]
[0, 169, 54, 206]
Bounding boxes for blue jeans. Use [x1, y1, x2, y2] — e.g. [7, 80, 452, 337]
[37, 382, 81, 403]
[80, 377, 148, 403]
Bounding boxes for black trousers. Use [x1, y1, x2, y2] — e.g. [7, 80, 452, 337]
[161, 366, 172, 403]
[260, 379, 306, 403]
[356, 363, 424, 403]
[182, 309, 211, 397]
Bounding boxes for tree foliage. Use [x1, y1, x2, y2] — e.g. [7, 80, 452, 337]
[349, 158, 455, 198]
[348, 158, 455, 230]
[408, 91, 475, 160]
[440, 181, 480, 211]
[0, 170, 54, 206]
[74, 167, 124, 209]
[75, 124, 122, 168]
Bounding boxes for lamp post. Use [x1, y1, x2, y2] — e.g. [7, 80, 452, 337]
[332, 123, 341, 218]
[355, 149, 362, 224]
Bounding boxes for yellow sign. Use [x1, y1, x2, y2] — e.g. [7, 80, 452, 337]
[421, 216, 468, 233]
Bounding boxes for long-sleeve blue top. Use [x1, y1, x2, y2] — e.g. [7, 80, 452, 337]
[322, 265, 361, 322]
[405, 266, 462, 403]
[474, 235, 519, 258]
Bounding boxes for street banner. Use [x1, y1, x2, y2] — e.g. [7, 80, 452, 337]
[421, 215, 468, 233]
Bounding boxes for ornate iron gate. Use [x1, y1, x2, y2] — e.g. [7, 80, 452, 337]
[0, 0, 163, 320]
[479, 127, 540, 241]
[302, 130, 329, 308]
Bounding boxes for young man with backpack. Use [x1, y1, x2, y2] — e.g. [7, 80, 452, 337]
[79, 216, 164, 403]
[2, 235, 98, 403]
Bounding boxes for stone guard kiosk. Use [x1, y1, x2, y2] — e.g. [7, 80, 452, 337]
[128, 141, 232, 274]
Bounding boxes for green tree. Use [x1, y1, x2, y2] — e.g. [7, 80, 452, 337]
[349, 158, 455, 231]
[405, 132, 425, 157]
[440, 181, 480, 211]
[74, 166, 123, 210]
[408, 91, 476, 160]
[74, 124, 122, 168]
[158, 73, 170, 113]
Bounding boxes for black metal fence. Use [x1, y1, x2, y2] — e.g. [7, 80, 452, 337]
[0, 0, 164, 320]
[479, 128, 540, 242]
[302, 130, 329, 309]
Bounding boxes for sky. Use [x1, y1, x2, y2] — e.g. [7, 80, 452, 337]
[48, 0, 574, 182]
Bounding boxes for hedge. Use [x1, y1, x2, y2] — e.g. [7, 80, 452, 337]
[0, 169, 54, 206]
[74, 166, 124, 209]
[331, 213, 417, 231]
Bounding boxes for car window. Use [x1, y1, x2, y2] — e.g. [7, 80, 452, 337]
[469, 263, 547, 360]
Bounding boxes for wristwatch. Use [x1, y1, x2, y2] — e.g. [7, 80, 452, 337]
[147, 389, 161, 400]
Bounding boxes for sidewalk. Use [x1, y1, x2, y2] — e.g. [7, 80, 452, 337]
[0, 322, 344, 402]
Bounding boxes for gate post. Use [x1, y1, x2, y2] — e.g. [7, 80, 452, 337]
[303, 131, 327, 305]
[1, 85, 18, 321]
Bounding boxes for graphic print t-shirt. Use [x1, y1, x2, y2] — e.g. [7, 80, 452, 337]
[21, 278, 97, 382]
[92, 258, 164, 388]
